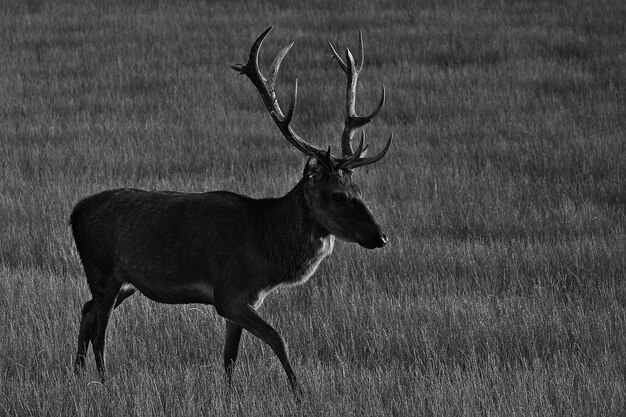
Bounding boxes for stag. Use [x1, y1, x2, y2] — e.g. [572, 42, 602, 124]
[71, 27, 392, 396]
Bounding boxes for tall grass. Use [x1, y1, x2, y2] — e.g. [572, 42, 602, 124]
[1, 0, 625, 415]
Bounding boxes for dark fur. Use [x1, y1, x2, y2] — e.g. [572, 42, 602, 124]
[71, 180, 327, 306]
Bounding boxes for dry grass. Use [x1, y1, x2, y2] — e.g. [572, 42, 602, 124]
[1, 0, 625, 415]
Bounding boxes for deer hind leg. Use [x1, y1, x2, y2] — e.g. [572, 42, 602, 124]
[76, 263, 122, 376]
[223, 320, 243, 384]
[75, 299, 96, 372]
[92, 280, 122, 377]
[218, 303, 302, 398]
[76, 283, 133, 373]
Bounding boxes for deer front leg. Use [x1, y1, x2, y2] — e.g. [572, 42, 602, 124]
[224, 320, 243, 384]
[218, 303, 303, 398]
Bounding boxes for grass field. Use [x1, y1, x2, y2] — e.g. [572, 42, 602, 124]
[1, 0, 625, 415]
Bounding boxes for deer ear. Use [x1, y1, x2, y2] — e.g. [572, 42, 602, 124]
[303, 157, 323, 181]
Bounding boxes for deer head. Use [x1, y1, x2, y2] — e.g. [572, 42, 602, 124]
[232, 27, 392, 249]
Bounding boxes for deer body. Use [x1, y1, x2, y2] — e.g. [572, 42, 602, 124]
[71, 181, 334, 308]
[72, 27, 393, 397]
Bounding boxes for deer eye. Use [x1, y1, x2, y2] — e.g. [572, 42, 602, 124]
[331, 192, 347, 202]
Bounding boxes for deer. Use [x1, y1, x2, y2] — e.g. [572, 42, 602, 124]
[70, 26, 393, 397]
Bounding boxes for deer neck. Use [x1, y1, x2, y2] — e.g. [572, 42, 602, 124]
[260, 177, 334, 280]
[275, 177, 331, 244]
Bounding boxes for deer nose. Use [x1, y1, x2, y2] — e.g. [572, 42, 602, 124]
[375, 233, 388, 248]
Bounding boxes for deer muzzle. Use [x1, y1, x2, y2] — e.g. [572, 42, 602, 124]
[357, 231, 388, 249]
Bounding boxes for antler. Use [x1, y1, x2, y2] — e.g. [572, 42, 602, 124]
[231, 27, 333, 169]
[232, 27, 392, 172]
[328, 31, 393, 170]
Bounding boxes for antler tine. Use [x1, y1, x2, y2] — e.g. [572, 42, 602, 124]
[337, 130, 367, 170]
[344, 133, 393, 170]
[328, 32, 363, 73]
[353, 85, 386, 125]
[230, 26, 271, 76]
[233, 27, 333, 168]
[328, 41, 347, 73]
[268, 42, 294, 90]
[357, 30, 364, 72]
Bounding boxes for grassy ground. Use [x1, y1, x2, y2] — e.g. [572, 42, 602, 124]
[1, 0, 625, 415]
